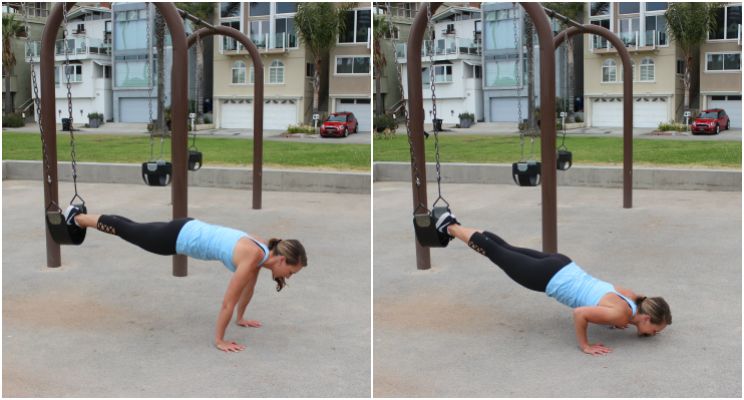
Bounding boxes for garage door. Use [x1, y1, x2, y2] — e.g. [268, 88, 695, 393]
[490, 97, 527, 122]
[264, 100, 298, 130]
[591, 97, 667, 128]
[336, 99, 371, 132]
[709, 97, 741, 128]
[119, 98, 151, 123]
[221, 100, 253, 129]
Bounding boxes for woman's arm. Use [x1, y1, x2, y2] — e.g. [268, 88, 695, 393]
[573, 306, 625, 355]
[214, 261, 259, 352]
[235, 280, 262, 327]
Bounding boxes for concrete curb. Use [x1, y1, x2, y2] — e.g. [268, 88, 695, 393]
[2, 160, 370, 194]
[373, 162, 741, 192]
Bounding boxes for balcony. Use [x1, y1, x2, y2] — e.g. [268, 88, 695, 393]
[590, 30, 668, 54]
[26, 36, 111, 61]
[395, 37, 481, 62]
[221, 32, 298, 55]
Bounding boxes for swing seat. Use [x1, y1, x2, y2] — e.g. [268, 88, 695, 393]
[413, 206, 452, 248]
[512, 161, 542, 187]
[557, 150, 572, 171]
[141, 160, 172, 186]
[188, 149, 203, 171]
[46, 204, 87, 245]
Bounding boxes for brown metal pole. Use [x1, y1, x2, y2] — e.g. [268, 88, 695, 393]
[156, 3, 188, 277]
[188, 26, 264, 210]
[521, 3, 557, 253]
[40, 3, 74, 268]
[555, 24, 633, 209]
[406, 2, 442, 270]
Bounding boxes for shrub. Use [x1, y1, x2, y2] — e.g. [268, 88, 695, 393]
[657, 121, 687, 132]
[374, 114, 395, 133]
[203, 115, 212, 124]
[458, 112, 475, 120]
[574, 115, 583, 123]
[87, 112, 103, 120]
[2, 113, 25, 128]
[287, 124, 316, 134]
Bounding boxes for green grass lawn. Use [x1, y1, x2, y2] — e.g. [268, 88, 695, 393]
[373, 135, 742, 169]
[2, 132, 370, 171]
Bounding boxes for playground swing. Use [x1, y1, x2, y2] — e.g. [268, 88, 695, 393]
[29, 3, 87, 245]
[141, 5, 173, 186]
[405, 3, 452, 248]
[556, 34, 573, 171]
[510, 9, 541, 187]
[187, 29, 203, 171]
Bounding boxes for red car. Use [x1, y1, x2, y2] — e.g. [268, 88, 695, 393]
[691, 109, 730, 135]
[320, 112, 358, 138]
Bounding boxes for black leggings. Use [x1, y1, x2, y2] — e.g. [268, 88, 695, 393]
[96, 215, 192, 256]
[468, 231, 572, 292]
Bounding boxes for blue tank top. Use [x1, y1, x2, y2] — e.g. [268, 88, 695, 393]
[175, 220, 269, 272]
[545, 262, 637, 315]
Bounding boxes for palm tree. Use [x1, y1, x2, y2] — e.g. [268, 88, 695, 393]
[294, 2, 353, 122]
[666, 3, 721, 114]
[2, 13, 25, 115]
[544, 2, 585, 121]
[177, 2, 213, 124]
[373, 13, 388, 116]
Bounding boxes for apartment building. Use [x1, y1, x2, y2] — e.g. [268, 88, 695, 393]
[396, 4, 483, 125]
[213, 2, 318, 130]
[28, 5, 113, 124]
[373, 2, 419, 116]
[699, 2, 741, 128]
[329, 3, 372, 131]
[584, 1, 685, 128]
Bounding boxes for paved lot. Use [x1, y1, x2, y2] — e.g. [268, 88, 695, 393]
[3, 180, 371, 397]
[373, 181, 741, 397]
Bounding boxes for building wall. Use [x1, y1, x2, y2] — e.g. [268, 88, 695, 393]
[374, 2, 416, 115]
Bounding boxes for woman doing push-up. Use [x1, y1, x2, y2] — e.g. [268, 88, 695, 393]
[435, 212, 671, 355]
[64, 206, 308, 353]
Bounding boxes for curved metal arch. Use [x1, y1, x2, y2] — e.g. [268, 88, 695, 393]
[406, 2, 557, 269]
[41, 2, 190, 276]
[187, 26, 264, 210]
[555, 25, 634, 209]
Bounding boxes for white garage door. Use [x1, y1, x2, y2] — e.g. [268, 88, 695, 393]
[264, 100, 298, 130]
[591, 97, 667, 128]
[709, 97, 741, 128]
[336, 99, 371, 132]
[119, 98, 151, 123]
[490, 97, 527, 123]
[221, 101, 253, 129]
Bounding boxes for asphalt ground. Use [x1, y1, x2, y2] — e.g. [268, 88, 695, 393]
[373, 181, 741, 397]
[3, 180, 371, 397]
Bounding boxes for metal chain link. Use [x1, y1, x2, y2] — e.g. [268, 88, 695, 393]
[513, 4, 525, 161]
[386, 2, 422, 193]
[62, 3, 84, 205]
[146, 3, 155, 159]
[426, 3, 446, 207]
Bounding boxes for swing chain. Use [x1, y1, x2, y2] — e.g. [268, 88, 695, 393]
[62, 3, 83, 205]
[426, 3, 445, 205]
[559, 32, 569, 151]
[146, 3, 155, 159]
[513, 5, 526, 161]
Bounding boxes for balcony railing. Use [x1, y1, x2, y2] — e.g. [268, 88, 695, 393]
[222, 32, 298, 53]
[26, 37, 110, 59]
[591, 30, 667, 52]
[395, 37, 481, 60]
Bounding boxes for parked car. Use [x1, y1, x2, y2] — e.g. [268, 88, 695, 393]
[691, 109, 730, 135]
[320, 112, 358, 138]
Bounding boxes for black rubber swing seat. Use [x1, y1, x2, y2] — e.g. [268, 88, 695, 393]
[46, 203, 87, 245]
[141, 160, 172, 186]
[512, 161, 542, 187]
[557, 149, 573, 171]
[188, 149, 203, 171]
[413, 206, 453, 248]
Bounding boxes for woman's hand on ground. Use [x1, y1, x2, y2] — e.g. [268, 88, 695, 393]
[237, 318, 262, 328]
[582, 343, 612, 355]
[215, 339, 246, 352]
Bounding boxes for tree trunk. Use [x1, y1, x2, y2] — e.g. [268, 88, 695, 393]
[156, 13, 166, 134]
[683, 54, 692, 112]
[313, 57, 321, 125]
[567, 39, 576, 120]
[374, 69, 383, 115]
[525, 17, 535, 130]
[196, 37, 204, 124]
[4, 67, 12, 114]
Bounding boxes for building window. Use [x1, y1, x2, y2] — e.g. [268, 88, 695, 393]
[220, 2, 241, 18]
[232, 60, 246, 84]
[646, 2, 667, 12]
[114, 8, 148, 51]
[602, 59, 617, 82]
[269, 60, 284, 83]
[710, 5, 742, 40]
[706, 52, 741, 71]
[640, 58, 655, 81]
[276, 2, 298, 14]
[645, 14, 667, 46]
[250, 20, 269, 47]
[339, 9, 371, 44]
[335, 56, 371, 74]
[249, 2, 270, 16]
[275, 17, 297, 48]
[249, 65, 255, 84]
[306, 63, 315, 77]
[115, 56, 150, 88]
[589, 2, 610, 16]
[676, 59, 685, 74]
[618, 17, 640, 47]
[485, 8, 518, 50]
[422, 65, 453, 84]
[221, 21, 241, 51]
[618, 2, 640, 14]
[485, 59, 518, 87]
